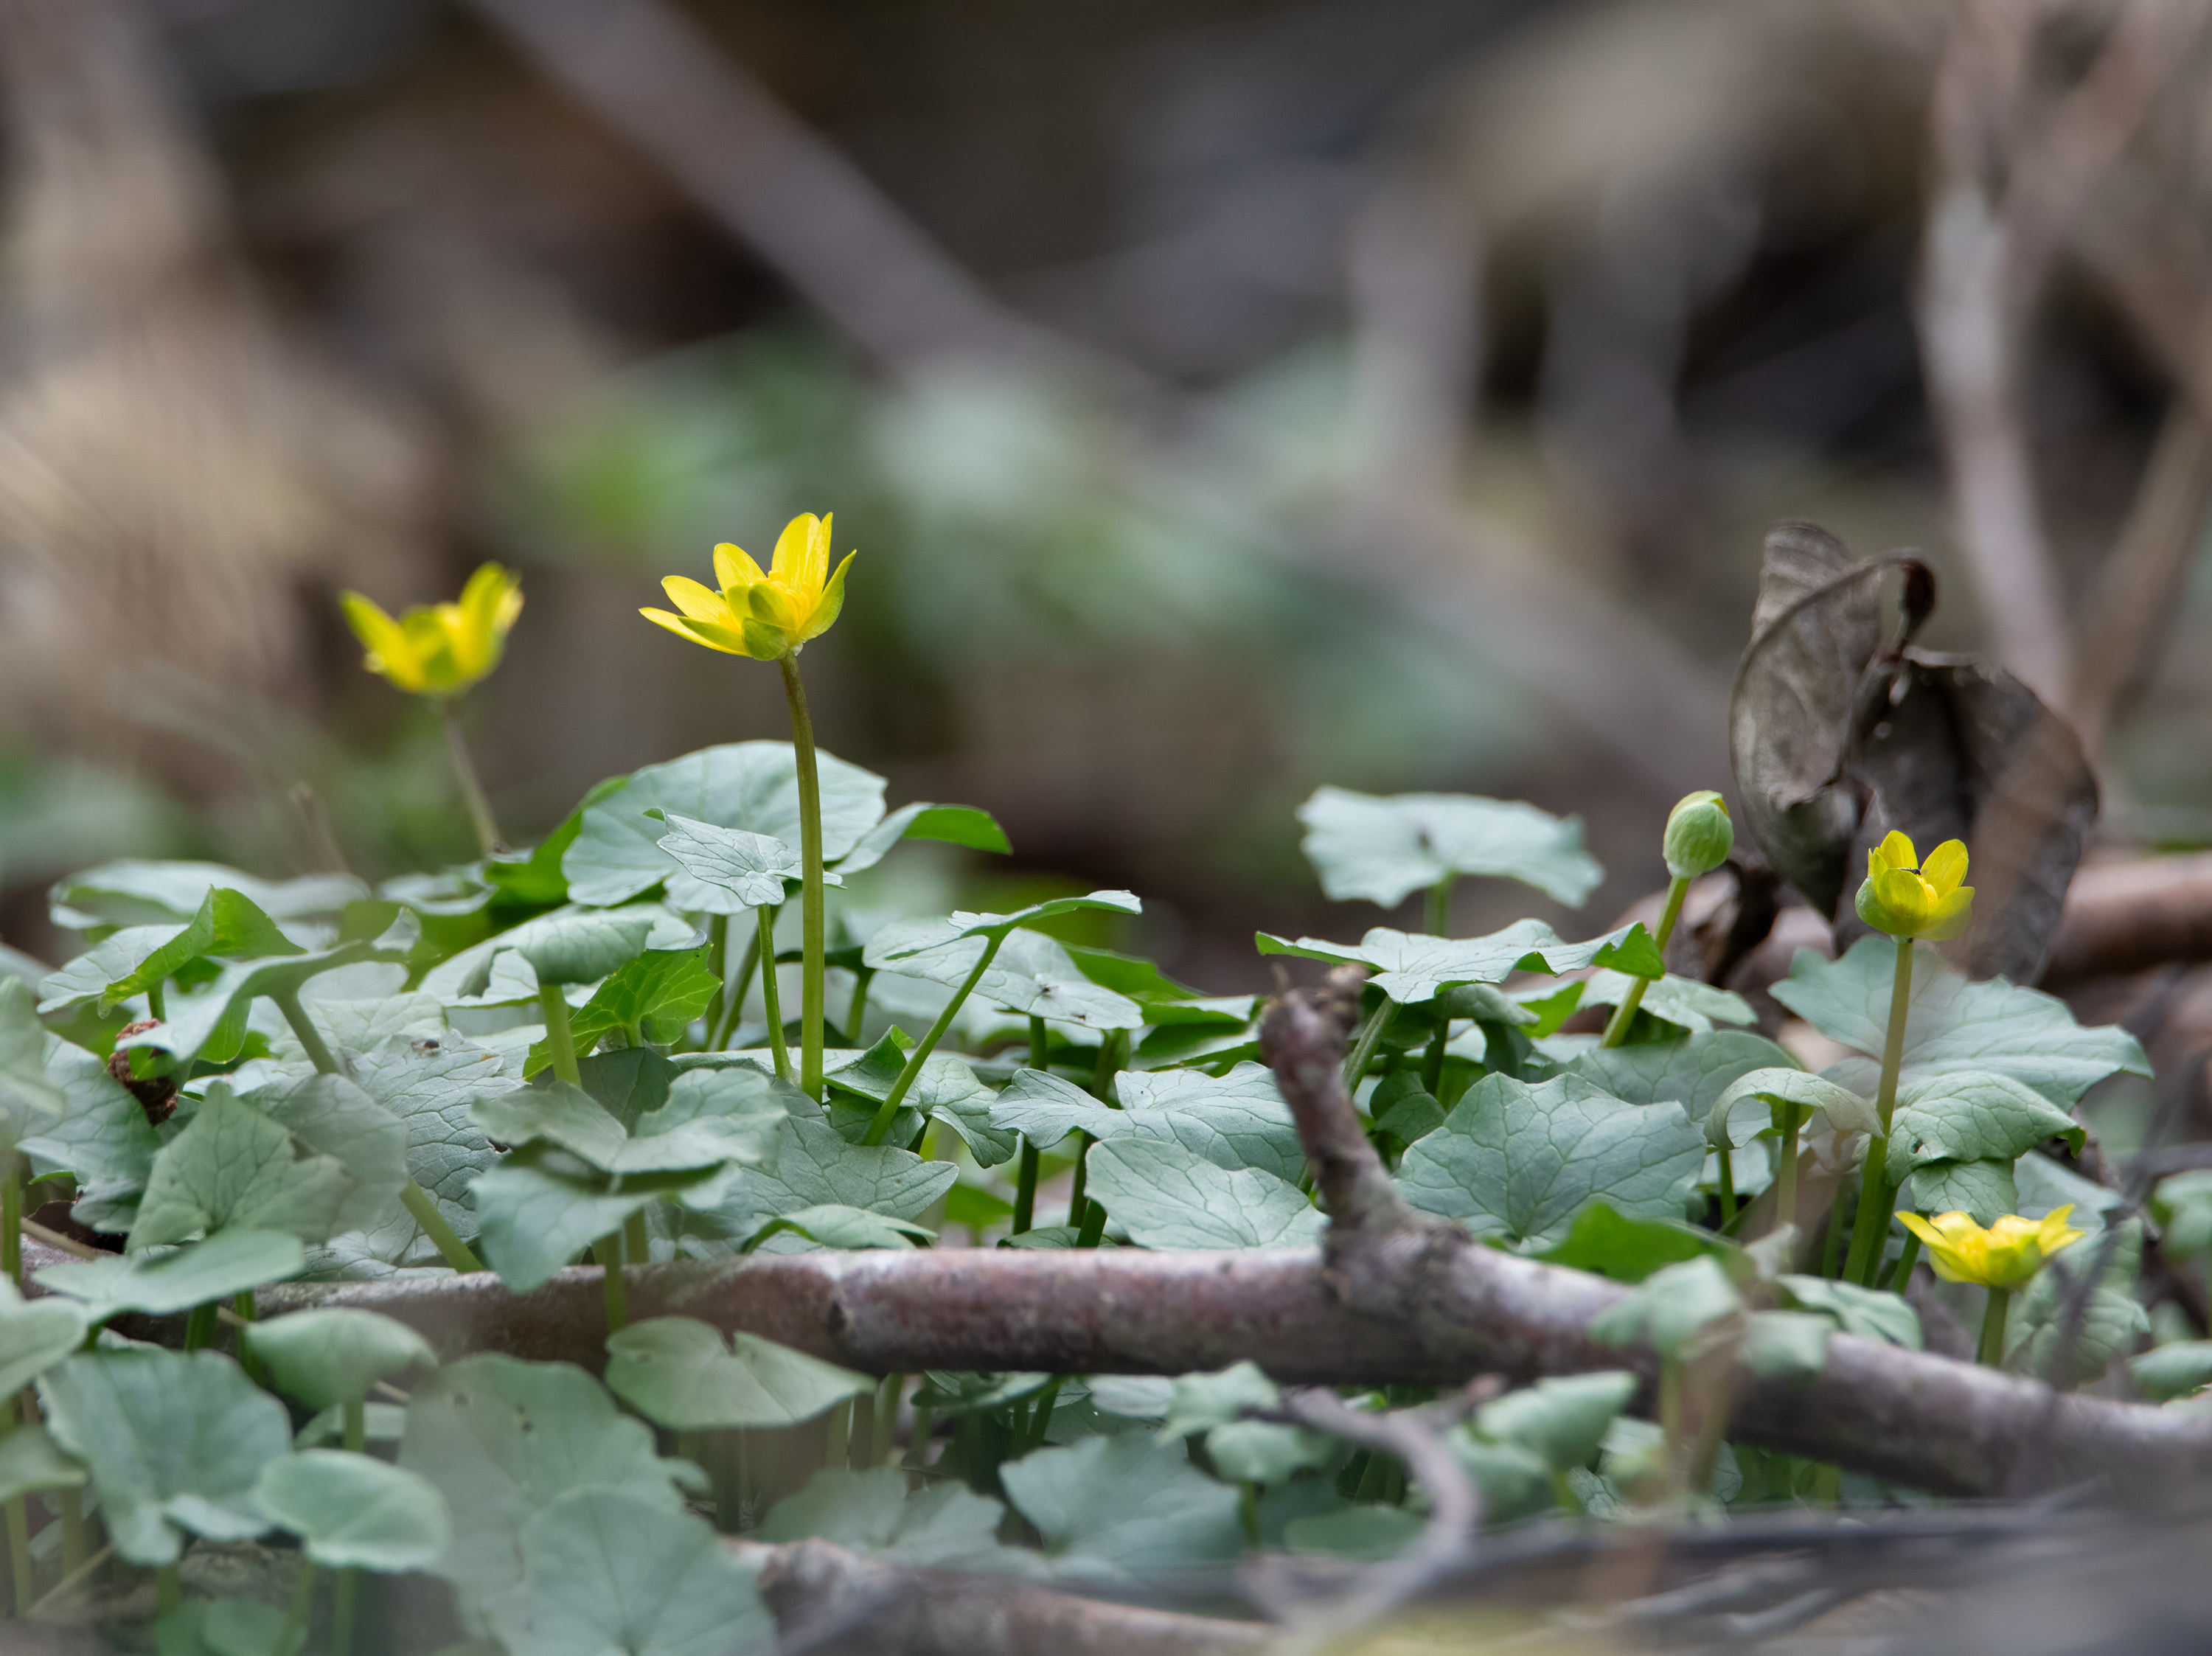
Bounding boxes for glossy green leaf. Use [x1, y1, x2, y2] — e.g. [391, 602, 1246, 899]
[1906, 1158, 2017, 1225]
[152, 1598, 302, 1656]
[471, 1147, 726, 1293]
[2130, 1340, 2212, 1402]
[39, 1349, 290, 1565]
[1882, 1070, 2083, 1186]
[1704, 1065, 1879, 1149]
[242, 1309, 437, 1410]
[128, 1088, 358, 1250]
[988, 1063, 1303, 1180]
[490, 1488, 776, 1656]
[1534, 1203, 1732, 1283]
[1474, 1371, 1638, 1473]
[0, 1278, 91, 1394]
[1573, 970, 1756, 1034]
[255, 1450, 452, 1571]
[398, 1355, 688, 1627]
[651, 812, 807, 912]
[50, 861, 366, 933]
[1399, 1074, 1705, 1250]
[1773, 936, 2149, 1106]
[36, 1229, 305, 1323]
[1256, 919, 1663, 1005]
[0, 978, 65, 1144]
[344, 1034, 510, 1239]
[0, 1422, 86, 1505]
[524, 946, 721, 1075]
[2007, 1221, 2147, 1385]
[99, 888, 305, 1009]
[265, 1072, 410, 1234]
[605, 1316, 872, 1430]
[1571, 1031, 1801, 1138]
[717, 1114, 957, 1243]
[1776, 1276, 1921, 1349]
[17, 1043, 161, 1231]
[563, 741, 886, 908]
[1588, 1256, 1744, 1358]
[1002, 1434, 1244, 1584]
[748, 1204, 933, 1250]
[759, 1468, 1020, 1569]
[1085, 1138, 1321, 1250]
[1295, 787, 1603, 908]
[2154, 1169, 2212, 1256]
[864, 922, 1145, 1031]
[426, 903, 675, 995]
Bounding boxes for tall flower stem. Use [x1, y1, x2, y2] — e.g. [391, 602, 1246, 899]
[1977, 1284, 2012, 1367]
[864, 935, 1006, 1145]
[1601, 876, 1688, 1048]
[1843, 941, 1916, 1287]
[1, 1155, 20, 1291]
[1340, 999, 1397, 1088]
[538, 983, 582, 1087]
[1425, 876, 1455, 937]
[712, 922, 760, 1051]
[1012, 1017, 1048, 1235]
[2, 1396, 28, 1615]
[1774, 1101, 1803, 1233]
[778, 655, 827, 1102]
[438, 699, 504, 857]
[755, 907, 790, 1084]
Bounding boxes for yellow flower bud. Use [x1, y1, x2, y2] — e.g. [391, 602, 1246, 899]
[341, 563, 523, 699]
[1895, 1206, 2084, 1290]
[1852, 831, 1974, 941]
[640, 512, 855, 662]
[1662, 790, 1733, 880]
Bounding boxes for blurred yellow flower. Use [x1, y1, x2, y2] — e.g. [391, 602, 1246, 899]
[1854, 831, 1974, 941]
[1896, 1206, 2084, 1290]
[640, 512, 855, 661]
[341, 564, 523, 698]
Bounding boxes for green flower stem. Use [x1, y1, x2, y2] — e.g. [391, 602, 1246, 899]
[56, 1487, 86, 1576]
[1066, 1130, 1093, 1226]
[1601, 876, 1688, 1048]
[595, 1228, 627, 1332]
[400, 1181, 483, 1274]
[271, 987, 338, 1076]
[625, 1209, 650, 1267]
[847, 967, 876, 1045]
[1074, 1199, 1107, 1248]
[438, 697, 504, 857]
[1, 1155, 20, 1290]
[712, 922, 759, 1051]
[184, 1301, 218, 1351]
[869, 1376, 902, 1467]
[1425, 875, 1455, 937]
[1843, 942, 1916, 1286]
[1340, 998, 1397, 1088]
[234, 1292, 264, 1385]
[1715, 1143, 1738, 1228]
[1883, 1223, 1922, 1292]
[1774, 1102, 1802, 1234]
[827, 1399, 855, 1472]
[147, 979, 167, 1022]
[1821, 1184, 1849, 1278]
[1010, 1016, 1050, 1236]
[2, 1397, 27, 1616]
[756, 907, 791, 1083]
[1978, 1284, 2012, 1367]
[277, 1558, 319, 1655]
[906, 1402, 935, 1478]
[538, 982, 582, 1087]
[1421, 1022, 1449, 1096]
[1024, 1378, 1063, 1452]
[777, 655, 827, 1102]
[331, 1398, 365, 1656]
[156, 1564, 182, 1614]
[864, 934, 1007, 1146]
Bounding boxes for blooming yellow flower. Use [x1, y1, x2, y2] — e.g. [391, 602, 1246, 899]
[640, 512, 855, 661]
[341, 563, 523, 698]
[1854, 830, 1974, 941]
[1896, 1206, 2085, 1290]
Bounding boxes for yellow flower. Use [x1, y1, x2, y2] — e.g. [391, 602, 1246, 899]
[1853, 830, 1974, 941]
[1896, 1206, 2085, 1290]
[640, 512, 855, 661]
[341, 564, 523, 698]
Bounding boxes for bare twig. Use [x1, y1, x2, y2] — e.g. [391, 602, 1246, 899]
[737, 1535, 1265, 1656]
[1260, 1382, 1497, 1655]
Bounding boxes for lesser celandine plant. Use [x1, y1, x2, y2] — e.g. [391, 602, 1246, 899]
[1841, 832, 1975, 1287]
[342, 563, 524, 857]
[641, 513, 855, 1101]
[1599, 790, 1731, 1048]
[1899, 1206, 2086, 1365]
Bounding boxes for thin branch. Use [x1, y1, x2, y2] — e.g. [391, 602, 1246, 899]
[737, 1535, 1266, 1656]
[1259, 1382, 1496, 1655]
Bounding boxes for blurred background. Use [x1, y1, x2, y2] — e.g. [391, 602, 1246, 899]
[0, 0, 2207, 992]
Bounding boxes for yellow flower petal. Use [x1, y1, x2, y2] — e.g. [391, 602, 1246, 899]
[1923, 885, 1975, 942]
[1921, 839, 1969, 897]
[769, 513, 822, 588]
[796, 550, 857, 644]
[339, 592, 426, 692]
[640, 607, 744, 656]
[714, 543, 767, 591]
[1872, 830, 1918, 874]
[660, 576, 731, 625]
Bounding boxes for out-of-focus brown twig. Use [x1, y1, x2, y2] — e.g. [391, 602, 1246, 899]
[1918, 0, 2203, 708]
[737, 1536, 1265, 1656]
[2044, 852, 2212, 984]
